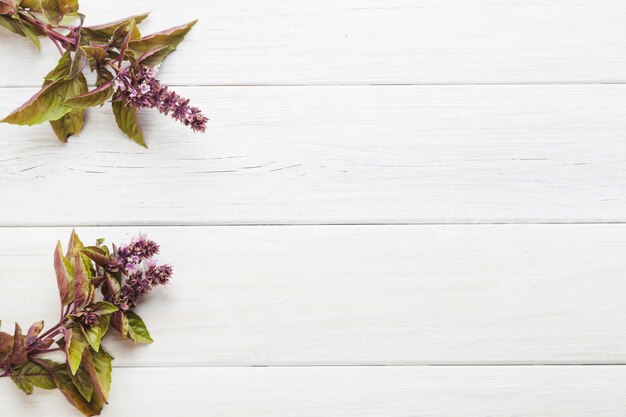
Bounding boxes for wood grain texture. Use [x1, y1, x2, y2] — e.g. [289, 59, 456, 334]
[2, 85, 626, 225]
[1, 1, 626, 86]
[2, 225, 626, 366]
[2, 366, 626, 417]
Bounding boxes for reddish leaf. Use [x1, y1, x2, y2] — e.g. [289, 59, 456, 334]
[54, 241, 72, 305]
[10, 324, 27, 365]
[73, 253, 90, 308]
[26, 321, 44, 346]
[0, 331, 14, 362]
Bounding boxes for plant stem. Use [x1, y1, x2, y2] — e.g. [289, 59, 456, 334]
[30, 357, 54, 373]
[18, 10, 76, 47]
[39, 321, 63, 340]
[30, 347, 62, 356]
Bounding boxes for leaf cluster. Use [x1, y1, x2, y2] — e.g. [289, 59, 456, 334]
[0, 230, 167, 416]
[0, 0, 198, 146]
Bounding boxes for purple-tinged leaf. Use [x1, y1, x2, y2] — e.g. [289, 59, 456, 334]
[91, 301, 118, 316]
[111, 101, 146, 147]
[111, 19, 141, 64]
[129, 20, 197, 67]
[80, 246, 111, 269]
[65, 325, 87, 375]
[17, 20, 41, 50]
[0, 0, 15, 15]
[68, 361, 93, 401]
[73, 253, 90, 308]
[10, 323, 27, 365]
[68, 44, 86, 79]
[125, 311, 153, 344]
[26, 321, 44, 346]
[10, 360, 56, 395]
[135, 44, 169, 63]
[66, 229, 84, 267]
[81, 45, 108, 71]
[50, 107, 86, 142]
[0, 331, 14, 362]
[65, 81, 113, 108]
[54, 240, 73, 305]
[41, 0, 78, 25]
[82, 346, 112, 403]
[82, 12, 149, 41]
[0, 15, 25, 36]
[109, 311, 127, 340]
[81, 314, 111, 352]
[44, 51, 72, 84]
[2, 81, 72, 126]
[50, 73, 88, 142]
[101, 272, 121, 300]
[51, 362, 105, 416]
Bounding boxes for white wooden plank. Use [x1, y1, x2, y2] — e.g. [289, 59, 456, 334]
[2, 225, 626, 366]
[2, 366, 626, 416]
[2, 85, 626, 225]
[1, 0, 626, 86]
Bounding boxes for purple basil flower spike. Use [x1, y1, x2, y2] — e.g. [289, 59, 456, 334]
[114, 66, 208, 133]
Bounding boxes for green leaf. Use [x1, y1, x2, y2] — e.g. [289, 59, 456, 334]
[110, 18, 141, 61]
[2, 81, 72, 126]
[81, 347, 112, 403]
[50, 73, 88, 142]
[65, 81, 113, 108]
[129, 20, 197, 67]
[81, 12, 149, 41]
[65, 325, 88, 375]
[91, 301, 118, 316]
[68, 45, 86, 79]
[52, 362, 105, 416]
[68, 362, 93, 401]
[90, 347, 113, 402]
[111, 101, 146, 147]
[0, 15, 25, 36]
[81, 45, 107, 71]
[44, 51, 72, 84]
[20, 0, 42, 11]
[125, 311, 153, 344]
[50, 107, 85, 142]
[80, 246, 111, 268]
[66, 229, 84, 267]
[3, 68, 87, 128]
[11, 360, 56, 395]
[11, 375, 33, 394]
[82, 314, 111, 352]
[18, 20, 41, 50]
[41, 0, 78, 25]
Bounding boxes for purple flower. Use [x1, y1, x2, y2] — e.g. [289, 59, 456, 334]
[145, 264, 173, 286]
[114, 235, 160, 270]
[81, 311, 100, 327]
[114, 66, 208, 133]
[108, 235, 173, 310]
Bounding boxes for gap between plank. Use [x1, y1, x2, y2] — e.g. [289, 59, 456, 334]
[3, 221, 626, 228]
[106, 363, 626, 369]
[2, 81, 626, 89]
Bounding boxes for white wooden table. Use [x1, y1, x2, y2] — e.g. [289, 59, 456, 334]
[2, 1, 626, 415]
